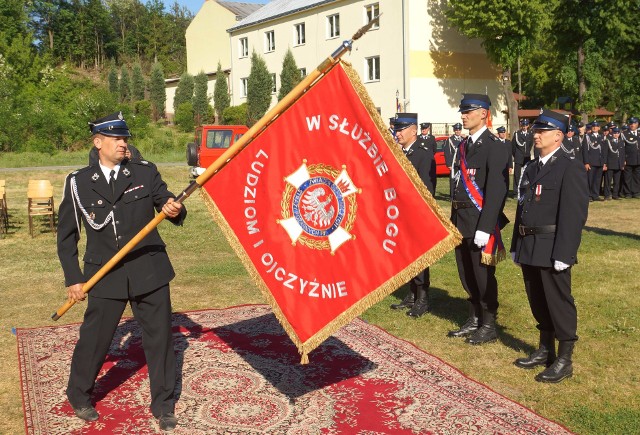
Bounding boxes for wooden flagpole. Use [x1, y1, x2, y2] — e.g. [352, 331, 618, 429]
[51, 16, 380, 321]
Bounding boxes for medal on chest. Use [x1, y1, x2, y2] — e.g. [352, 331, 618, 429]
[535, 184, 542, 202]
[467, 168, 476, 181]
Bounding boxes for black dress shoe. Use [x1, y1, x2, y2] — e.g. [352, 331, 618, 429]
[390, 293, 415, 310]
[158, 412, 178, 431]
[535, 341, 574, 383]
[406, 299, 430, 318]
[465, 324, 497, 344]
[447, 317, 479, 337]
[514, 330, 555, 369]
[73, 406, 99, 422]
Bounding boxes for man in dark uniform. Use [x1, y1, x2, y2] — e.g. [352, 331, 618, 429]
[445, 123, 464, 169]
[604, 127, 625, 200]
[621, 117, 640, 198]
[57, 112, 186, 431]
[496, 126, 514, 175]
[584, 121, 607, 201]
[511, 119, 533, 197]
[418, 122, 437, 191]
[448, 94, 510, 345]
[561, 126, 578, 161]
[511, 109, 588, 383]
[389, 113, 435, 318]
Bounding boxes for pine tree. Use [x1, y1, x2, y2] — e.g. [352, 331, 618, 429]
[213, 61, 230, 123]
[119, 65, 131, 103]
[193, 71, 210, 126]
[149, 62, 166, 121]
[277, 48, 300, 101]
[173, 72, 194, 113]
[131, 62, 145, 101]
[247, 50, 272, 126]
[108, 63, 118, 96]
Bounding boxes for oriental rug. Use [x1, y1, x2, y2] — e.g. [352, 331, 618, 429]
[18, 305, 572, 434]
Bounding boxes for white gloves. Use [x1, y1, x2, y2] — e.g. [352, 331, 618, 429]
[511, 252, 520, 267]
[553, 260, 570, 272]
[474, 230, 490, 248]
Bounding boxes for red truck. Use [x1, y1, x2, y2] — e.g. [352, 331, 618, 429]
[186, 124, 249, 177]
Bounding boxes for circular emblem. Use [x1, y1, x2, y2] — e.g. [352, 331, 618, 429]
[279, 161, 360, 253]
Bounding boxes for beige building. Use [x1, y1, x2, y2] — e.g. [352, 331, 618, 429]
[183, 0, 508, 132]
[166, 0, 262, 116]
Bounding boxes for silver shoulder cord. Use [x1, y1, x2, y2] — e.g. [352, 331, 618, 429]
[516, 133, 525, 148]
[587, 134, 600, 150]
[451, 143, 460, 186]
[608, 139, 619, 154]
[517, 161, 533, 203]
[560, 141, 573, 155]
[70, 176, 116, 237]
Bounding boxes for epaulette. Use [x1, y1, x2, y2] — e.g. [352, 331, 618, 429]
[127, 159, 156, 169]
[69, 165, 93, 177]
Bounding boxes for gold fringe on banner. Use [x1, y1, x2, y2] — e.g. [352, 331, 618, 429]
[199, 60, 462, 364]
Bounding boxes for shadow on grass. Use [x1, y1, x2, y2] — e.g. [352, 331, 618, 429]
[390, 286, 536, 354]
[583, 225, 640, 242]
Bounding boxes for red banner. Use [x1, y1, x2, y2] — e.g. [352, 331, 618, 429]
[202, 62, 460, 362]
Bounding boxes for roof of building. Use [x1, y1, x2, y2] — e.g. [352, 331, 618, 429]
[218, 1, 265, 19]
[229, 0, 338, 31]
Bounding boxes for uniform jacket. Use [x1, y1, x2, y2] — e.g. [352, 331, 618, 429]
[445, 134, 463, 167]
[583, 132, 607, 166]
[57, 159, 187, 299]
[622, 130, 640, 166]
[497, 138, 513, 169]
[605, 137, 625, 169]
[416, 134, 437, 190]
[451, 128, 510, 238]
[511, 130, 533, 165]
[405, 141, 435, 195]
[511, 152, 588, 267]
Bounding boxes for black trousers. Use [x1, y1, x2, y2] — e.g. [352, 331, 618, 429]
[588, 166, 603, 199]
[604, 169, 622, 198]
[623, 164, 640, 196]
[521, 265, 577, 342]
[411, 268, 430, 289]
[454, 238, 498, 313]
[67, 284, 176, 418]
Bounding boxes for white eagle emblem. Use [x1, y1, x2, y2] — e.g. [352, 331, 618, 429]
[278, 161, 360, 254]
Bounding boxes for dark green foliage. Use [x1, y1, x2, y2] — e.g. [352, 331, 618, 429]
[193, 71, 210, 126]
[277, 48, 300, 101]
[246, 51, 272, 126]
[149, 62, 166, 122]
[173, 72, 194, 113]
[174, 101, 194, 132]
[108, 63, 118, 96]
[213, 62, 230, 122]
[119, 65, 131, 103]
[131, 63, 145, 101]
[222, 103, 248, 126]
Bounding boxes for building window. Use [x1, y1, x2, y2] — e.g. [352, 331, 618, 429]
[265, 30, 275, 52]
[294, 23, 305, 46]
[239, 38, 248, 58]
[327, 14, 340, 39]
[366, 56, 380, 82]
[271, 73, 277, 93]
[241, 78, 248, 97]
[365, 3, 379, 29]
[299, 68, 307, 78]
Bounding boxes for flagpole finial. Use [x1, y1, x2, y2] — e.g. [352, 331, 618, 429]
[353, 14, 381, 40]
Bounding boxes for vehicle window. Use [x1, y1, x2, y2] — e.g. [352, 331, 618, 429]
[195, 130, 202, 147]
[436, 139, 445, 152]
[235, 134, 243, 143]
[206, 130, 233, 149]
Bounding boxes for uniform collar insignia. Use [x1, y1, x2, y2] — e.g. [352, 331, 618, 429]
[91, 172, 99, 182]
[122, 167, 131, 177]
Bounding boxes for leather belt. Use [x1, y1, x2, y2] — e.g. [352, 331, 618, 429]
[452, 200, 474, 209]
[518, 224, 556, 236]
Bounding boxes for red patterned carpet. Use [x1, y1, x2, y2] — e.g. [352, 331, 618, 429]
[18, 305, 572, 434]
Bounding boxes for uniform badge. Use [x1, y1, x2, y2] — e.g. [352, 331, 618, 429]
[535, 184, 542, 202]
[278, 161, 360, 254]
[91, 173, 100, 181]
[467, 168, 476, 181]
[122, 168, 131, 177]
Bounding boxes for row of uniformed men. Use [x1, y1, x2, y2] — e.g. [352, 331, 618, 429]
[389, 97, 589, 384]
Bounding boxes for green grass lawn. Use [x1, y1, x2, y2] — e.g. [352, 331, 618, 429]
[0, 166, 638, 434]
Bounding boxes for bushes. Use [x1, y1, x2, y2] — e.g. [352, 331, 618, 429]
[174, 101, 195, 132]
[222, 103, 247, 125]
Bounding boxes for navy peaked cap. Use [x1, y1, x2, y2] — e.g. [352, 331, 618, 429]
[496, 126, 506, 133]
[453, 122, 462, 130]
[531, 109, 569, 134]
[89, 111, 131, 137]
[394, 113, 418, 130]
[458, 94, 491, 112]
[629, 117, 639, 124]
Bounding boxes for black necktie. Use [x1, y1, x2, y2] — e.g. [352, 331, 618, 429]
[537, 161, 544, 174]
[109, 169, 116, 197]
[466, 138, 473, 152]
